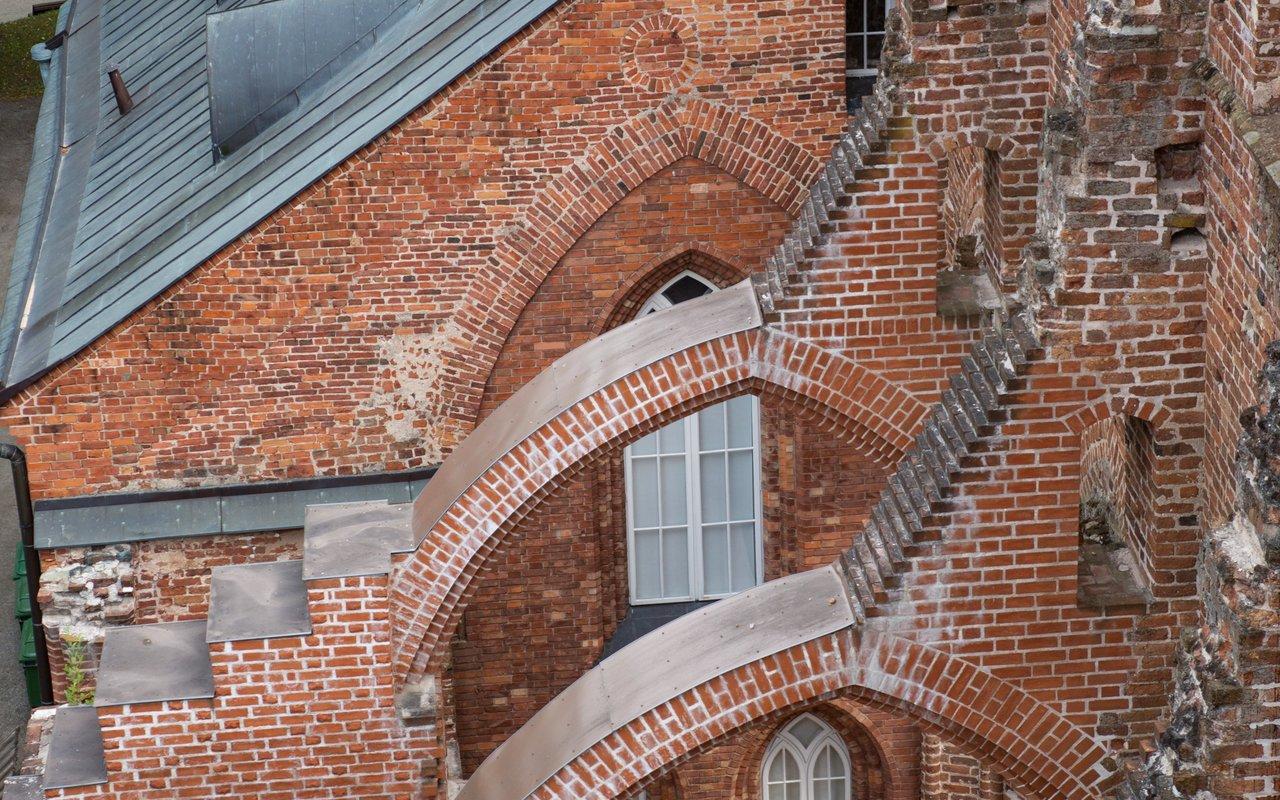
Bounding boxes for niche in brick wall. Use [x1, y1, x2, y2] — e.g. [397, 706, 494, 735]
[936, 145, 1002, 320]
[1076, 415, 1156, 611]
[1156, 142, 1206, 256]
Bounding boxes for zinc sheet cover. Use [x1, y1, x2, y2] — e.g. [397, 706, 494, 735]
[2, 0, 563, 394]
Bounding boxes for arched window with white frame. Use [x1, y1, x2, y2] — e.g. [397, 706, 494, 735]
[624, 271, 764, 604]
[762, 714, 853, 800]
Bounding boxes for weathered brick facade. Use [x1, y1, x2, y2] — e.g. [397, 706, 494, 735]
[7, 0, 1280, 795]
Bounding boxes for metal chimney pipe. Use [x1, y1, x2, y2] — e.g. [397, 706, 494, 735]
[108, 68, 133, 115]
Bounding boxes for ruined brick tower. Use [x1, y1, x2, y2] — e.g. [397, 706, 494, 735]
[0, 0, 1277, 797]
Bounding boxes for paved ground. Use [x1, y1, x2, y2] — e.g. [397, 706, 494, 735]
[0, 97, 40, 742]
[0, 2, 33, 24]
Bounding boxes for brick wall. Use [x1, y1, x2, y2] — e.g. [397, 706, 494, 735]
[921, 733, 1005, 800]
[0, 0, 848, 503]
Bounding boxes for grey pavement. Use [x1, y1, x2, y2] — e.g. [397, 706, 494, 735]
[0, 2, 36, 24]
[0, 97, 40, 743]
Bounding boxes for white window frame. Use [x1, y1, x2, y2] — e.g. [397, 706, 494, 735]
[624, 397, 765, 604]
[762, 714, 853, 800]
[846, 0, 893, 78]
[624, 271, 765, 605]
[637, 270, 715, 316]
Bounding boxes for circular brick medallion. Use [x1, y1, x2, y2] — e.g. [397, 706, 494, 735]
[622, 13, 698, 93]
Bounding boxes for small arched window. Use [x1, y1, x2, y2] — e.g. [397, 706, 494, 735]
[762, 714, 852, 800]
[625, 271, 764, 604]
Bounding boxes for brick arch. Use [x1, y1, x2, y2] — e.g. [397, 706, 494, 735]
[594, 245, 749, 334]
[525, 629, 1110, 800]
[1062, 395, 1175, 440]
[391, 327, 929, 683]
[441, 97, 825, 427]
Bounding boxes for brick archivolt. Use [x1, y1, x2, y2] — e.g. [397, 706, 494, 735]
[390, 321, 926, 684]
[521, 629, 1109, 800]
[438, 96, 826, 431]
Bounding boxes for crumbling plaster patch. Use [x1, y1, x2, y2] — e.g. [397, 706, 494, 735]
[358, 319, 465, 462]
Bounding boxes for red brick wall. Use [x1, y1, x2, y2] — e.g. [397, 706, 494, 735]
[450, 394, 892, 771]
[1, 0, 848, 503]
[47, 575, 433, 800]
[921, 733, 1004, 800]
[1201, 104, 1280, 529]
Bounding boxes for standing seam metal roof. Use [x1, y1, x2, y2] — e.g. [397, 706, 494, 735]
[2, 0, 562, 398]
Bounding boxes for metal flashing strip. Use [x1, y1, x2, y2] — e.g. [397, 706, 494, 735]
[302, 501, 413, 580]
[206, 560, 312, 643]
[458, 565, 855, 800]
[95, 620, 215, 707]
[33, 466, 435, 549]
[412, 281, 764, 541]
[42, 707, 106, 790]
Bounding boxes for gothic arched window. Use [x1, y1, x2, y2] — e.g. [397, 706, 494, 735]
[762, 715, 853, 800]
[624, 272, 764, 603]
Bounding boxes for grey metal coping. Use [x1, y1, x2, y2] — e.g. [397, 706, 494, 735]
[457, 565, 856, 800]
[206, 559, 312, 643]
[42, 706, 107, 790]
[303, 500, 413, 581]
[94, 620, 215, 707]
[411, 280, 764, 542]
[33, 465, 435, 549]
[2, 0, 566, 397]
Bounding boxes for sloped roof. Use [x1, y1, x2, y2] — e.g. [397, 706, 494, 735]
[2, 0, 559, 398]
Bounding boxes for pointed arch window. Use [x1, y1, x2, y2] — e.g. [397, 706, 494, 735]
[762, 715, 853, 800]
[624, 271, 764, 604]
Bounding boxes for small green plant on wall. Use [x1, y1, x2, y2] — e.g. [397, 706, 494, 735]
[63, 636, 93, 706]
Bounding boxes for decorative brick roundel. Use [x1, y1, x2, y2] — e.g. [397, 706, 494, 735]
[622, 13, 698, 93]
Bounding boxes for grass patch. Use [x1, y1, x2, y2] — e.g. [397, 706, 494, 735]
[0, 11, 58, 101]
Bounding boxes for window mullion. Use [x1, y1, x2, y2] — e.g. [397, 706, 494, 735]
[687, 410, 703, 600]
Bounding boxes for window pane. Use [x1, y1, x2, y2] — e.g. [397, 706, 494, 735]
[731, 522, 758, 591]
[702, 524, 730, 595]
[631, 458, 658, 528]
[632, 431, 657, 456]
[662, 528, 689, 596]
[867, 33, 885, 68]
[814, 746, 832, 777]
[784, 750, 800, 781]
[847, 36, 865, 70]
[868, 0, 885, 30]
[634, 531, 661, 600]
[700, 452, 728, 524]
[829, 777, 846, 800]
[726, 396, 754, 448]
[728, 450, 755, 520]
[699, 402, 726, 450]
[660, 455, 687, 525]
[659, 418, 686, 454]
[847, 0, 866, 33]
[768, 751, 786, 783]
[663, 274, 715, 305]
[813, 781, 831, 800]
[788, 716, 824, 748]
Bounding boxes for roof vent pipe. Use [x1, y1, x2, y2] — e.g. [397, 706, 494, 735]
[30, 43, 53, 85]
[107, 68, 133, 115]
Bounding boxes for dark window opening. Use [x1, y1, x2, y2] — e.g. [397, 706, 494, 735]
[846, 0, 889, 110]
